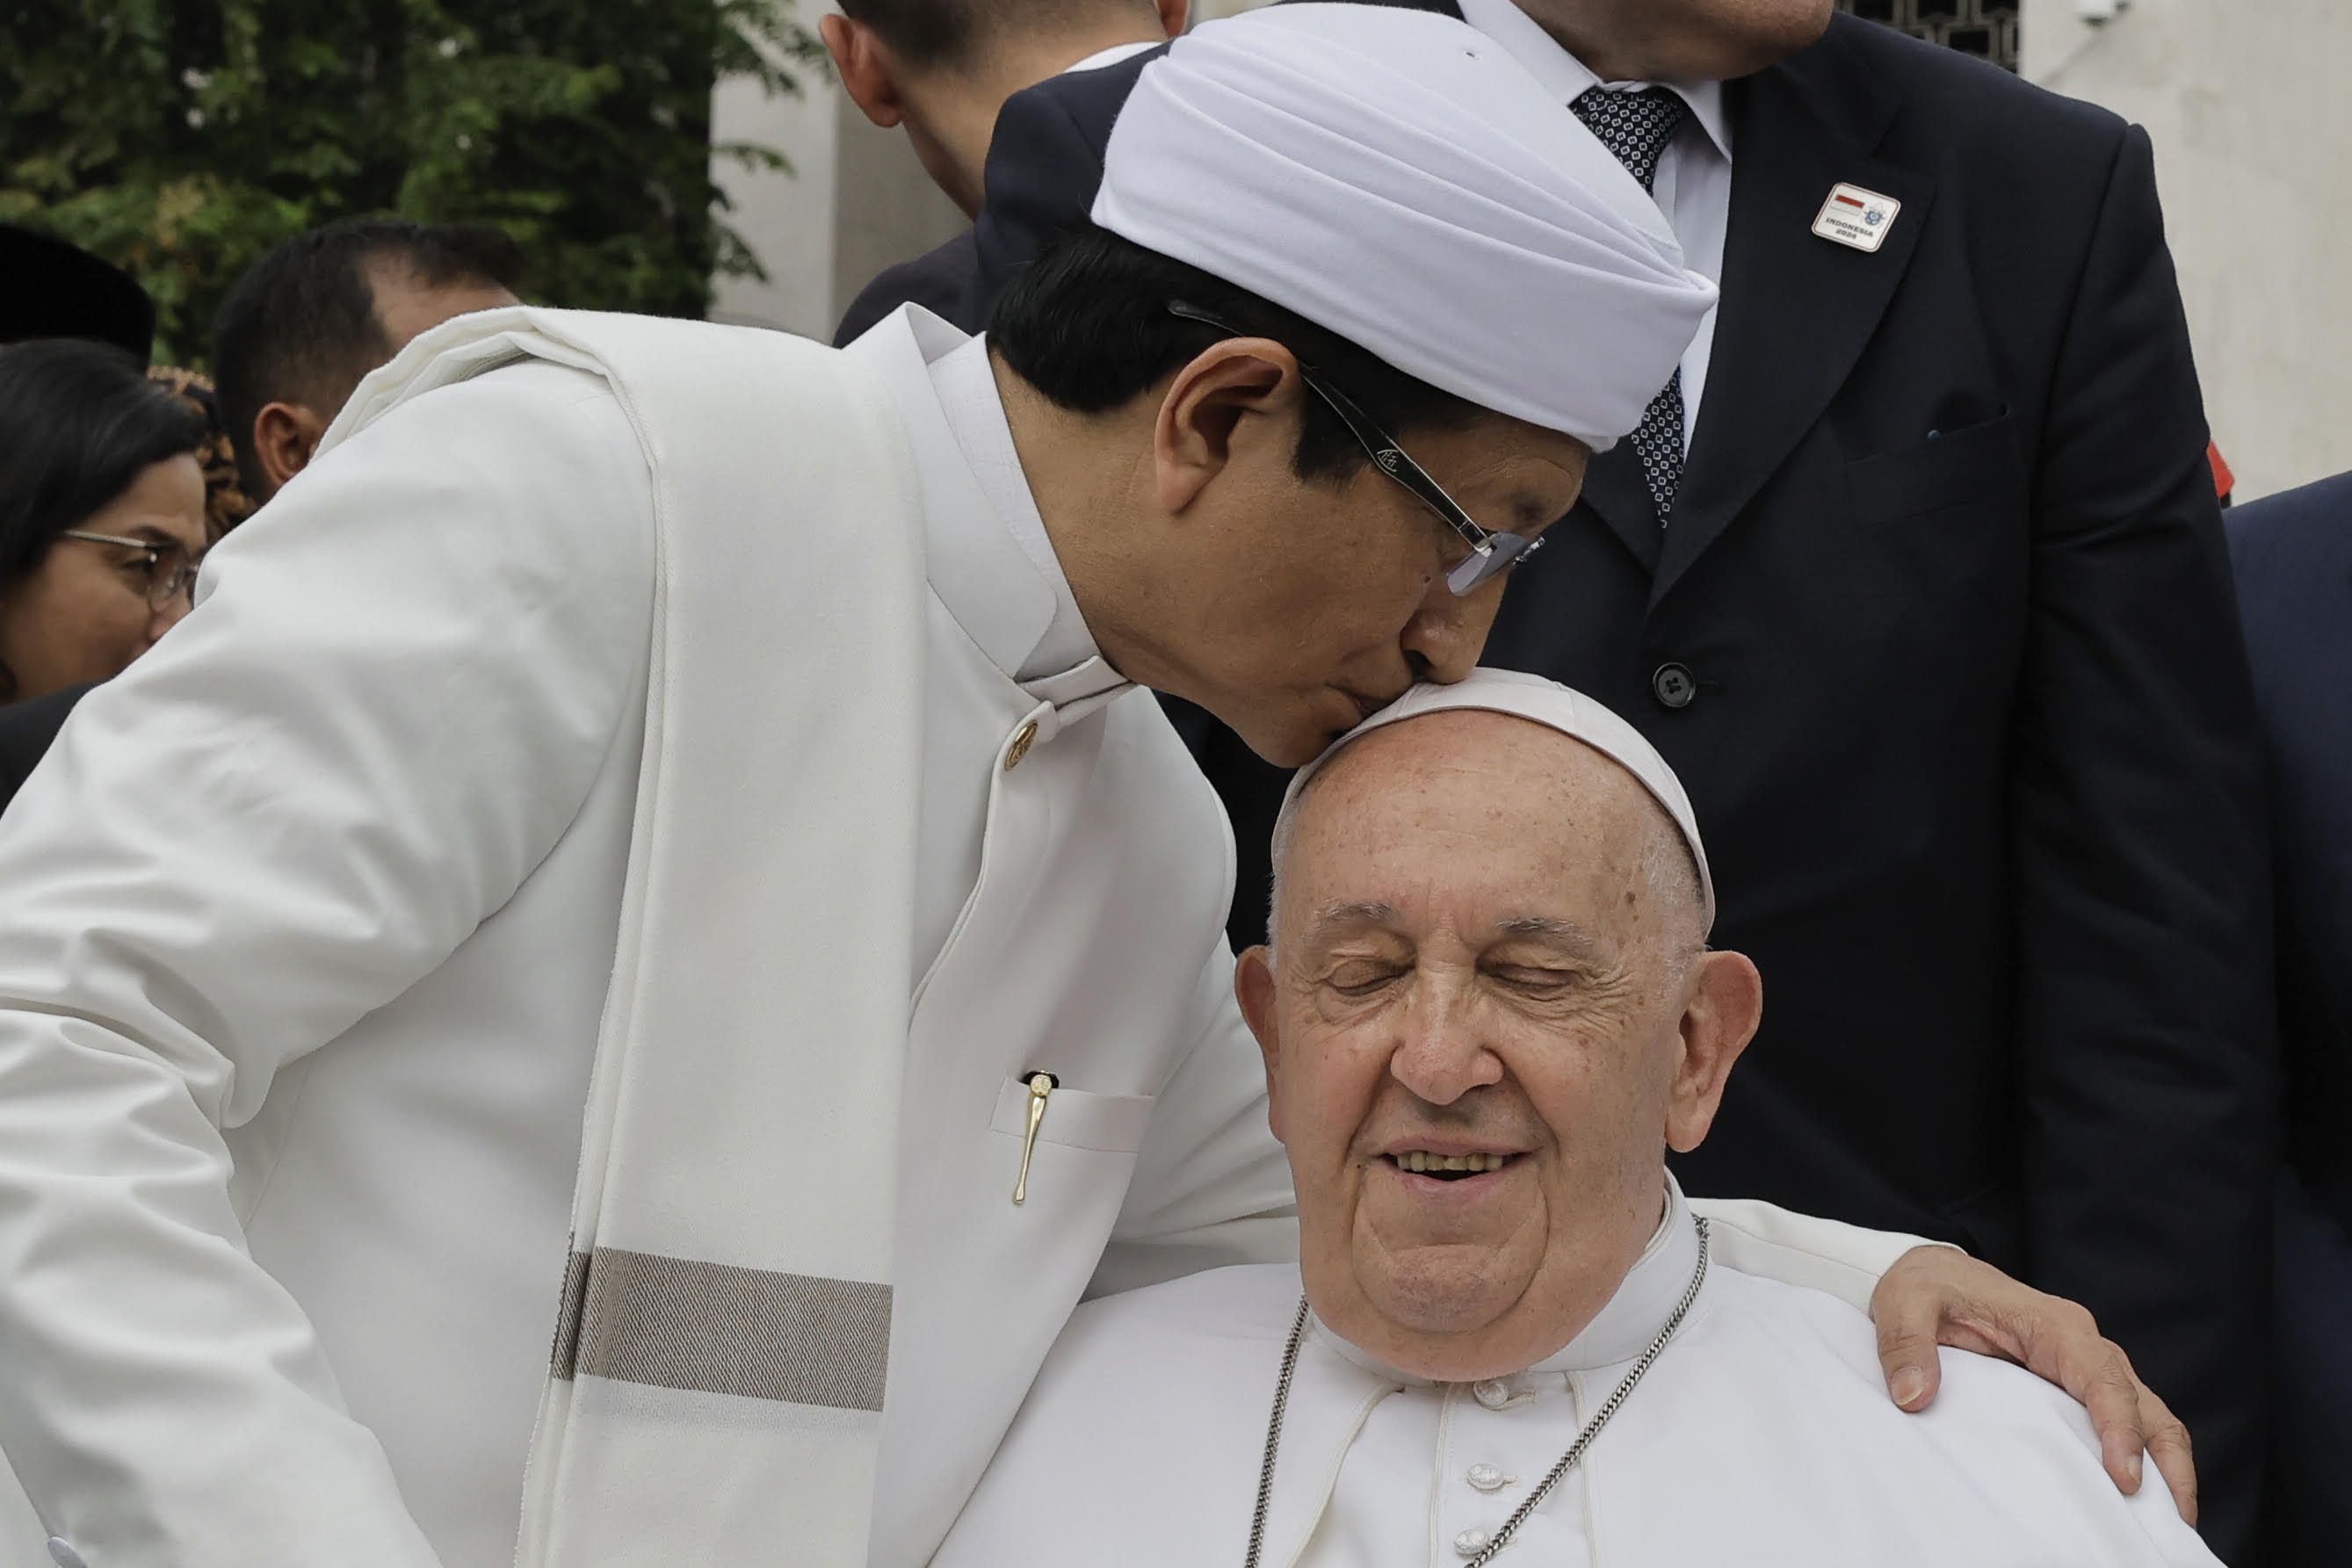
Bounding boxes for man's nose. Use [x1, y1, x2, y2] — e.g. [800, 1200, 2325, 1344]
[1387, 980, 1504, 1105]
[1399, 572, 1505, 685]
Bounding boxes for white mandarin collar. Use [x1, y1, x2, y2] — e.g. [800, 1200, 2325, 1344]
[1309, 1172, 1702, 1380]
[1455, 0, 1733, 164]
[925, 330, 1109, 684]
[861, 307, 1128, 711]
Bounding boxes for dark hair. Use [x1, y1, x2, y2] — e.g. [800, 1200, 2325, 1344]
[989, 222, 1480, 484]
[213, 218, 521, 491]
[841, 0, 1157, 73]
[0, 339, 204, 695]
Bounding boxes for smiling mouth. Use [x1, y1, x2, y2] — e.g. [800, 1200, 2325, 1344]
[1386, 1151, 1516, 1181]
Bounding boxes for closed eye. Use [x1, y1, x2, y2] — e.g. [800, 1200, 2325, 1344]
[1323, 960, 1408, 997]
[1487, 965, 1581, 994]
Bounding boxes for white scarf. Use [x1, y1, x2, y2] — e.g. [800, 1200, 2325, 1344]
[328, 305, 928, 1567]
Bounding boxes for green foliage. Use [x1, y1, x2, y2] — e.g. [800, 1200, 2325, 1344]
[0, 0, 824, 365]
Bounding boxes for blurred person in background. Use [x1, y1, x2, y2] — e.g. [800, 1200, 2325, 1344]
[148, 366, 258, 540]
[213, 217, 521, 503]
[2223, 470, 2352, 1568]
[0, 340, 206, 806]
[826, 0, 1183, 343]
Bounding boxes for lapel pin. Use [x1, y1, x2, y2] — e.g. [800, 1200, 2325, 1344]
[1812, 183, 1902, 253]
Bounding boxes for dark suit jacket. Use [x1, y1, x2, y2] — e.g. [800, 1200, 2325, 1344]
[2227, 473, 2352, 1568]
[836, 228, 983, 347]
[837, 14, 2276, 1554]
[0, 682, 95, 813]
[2226, 473, 2352, 1236]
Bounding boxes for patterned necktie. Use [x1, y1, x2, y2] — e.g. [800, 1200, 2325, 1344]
[1570, 85, 1693, 523]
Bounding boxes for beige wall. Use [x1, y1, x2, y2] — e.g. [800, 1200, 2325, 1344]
[2023, 0, 2352, 502]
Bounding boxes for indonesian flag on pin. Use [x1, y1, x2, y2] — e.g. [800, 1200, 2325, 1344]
[1813, 182, 1902, 252]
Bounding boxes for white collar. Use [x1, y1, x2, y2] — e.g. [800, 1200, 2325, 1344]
[865, 306, 1125, 707]
[1455, 0, 1733, 164]
[1065, 40, 1160, 73]
[923, 330, 1104, 682]
[1309, 1171, 1704, 1379]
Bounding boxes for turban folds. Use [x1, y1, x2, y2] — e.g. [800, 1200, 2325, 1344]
[1091, 4, 1719, 451]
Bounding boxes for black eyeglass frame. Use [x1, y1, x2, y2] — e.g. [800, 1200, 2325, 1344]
[1167, 301, 1544, 596]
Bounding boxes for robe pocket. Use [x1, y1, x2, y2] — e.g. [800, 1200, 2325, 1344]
[1846, 410, 2025, 524]
[988, 1076, 1154, 1153]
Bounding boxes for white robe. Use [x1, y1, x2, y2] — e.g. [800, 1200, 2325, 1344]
[0, 307, 1945, 1568]
[937, 1179, 2218, 1568]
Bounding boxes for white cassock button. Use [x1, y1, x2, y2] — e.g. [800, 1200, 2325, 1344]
[1472, 1378, 1510, 1409]
[1465, 1462, 1508, 1492]
[47, 1540, 87, 1568]
[1452, 1527, 1492, 1557]
[1003, 719, 1039, 771]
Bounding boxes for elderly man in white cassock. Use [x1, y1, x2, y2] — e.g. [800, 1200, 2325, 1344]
[0, 9, 2189, 1568]
[936, 669, 2218, 1568]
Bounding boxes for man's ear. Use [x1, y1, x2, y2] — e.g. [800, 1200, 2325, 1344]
[1154, 0, 1190, 40]
[821, 14, 909, 128]
[251, 401, 329, 495]
[1663, 950, 1762, 1153]
[1153, 340, 1307, 517]
[1234, 944, 1287, 1143]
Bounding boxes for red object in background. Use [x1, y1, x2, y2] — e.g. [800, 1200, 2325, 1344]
[2209, 440, 2235, 502]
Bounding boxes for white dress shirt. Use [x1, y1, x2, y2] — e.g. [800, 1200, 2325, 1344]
[1457, 0, 1731, 451]
[1066, 40, 1162, 74]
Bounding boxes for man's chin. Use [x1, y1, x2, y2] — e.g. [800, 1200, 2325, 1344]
[1218, 708, 1346, 770]
[1354, 1252, 1533, 1339]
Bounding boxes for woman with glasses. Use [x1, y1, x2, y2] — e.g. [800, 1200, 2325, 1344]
[0, 338, 207, 708]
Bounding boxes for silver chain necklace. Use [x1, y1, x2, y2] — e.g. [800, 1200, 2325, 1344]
[1243, 1216, 1710, 1568]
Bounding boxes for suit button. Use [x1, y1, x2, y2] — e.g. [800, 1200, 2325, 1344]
[47, 1541, 88, 1568]
[1003, 719, 1039, 770]
[1651, 662, 1697, 710]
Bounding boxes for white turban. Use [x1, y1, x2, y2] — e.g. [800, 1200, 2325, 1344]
[1089, 4, 1718, 451]
[1282, 668, 1716, 931]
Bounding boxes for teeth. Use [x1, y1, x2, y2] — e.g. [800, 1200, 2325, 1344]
[1396, 1152, 1508, 1174]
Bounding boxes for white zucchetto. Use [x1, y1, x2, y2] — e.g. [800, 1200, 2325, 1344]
[1283, 668, 1716, 930]
[1089, 3, 1719, 451]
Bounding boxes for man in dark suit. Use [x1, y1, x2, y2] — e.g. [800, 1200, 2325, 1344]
[2225, 472, 2352, 1568]
[827, 0, 1183, 344]
[840, 3, 2274, 1555]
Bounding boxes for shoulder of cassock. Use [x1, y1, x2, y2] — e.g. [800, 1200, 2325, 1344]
[941, 1261, 2218, 1568]
[934, 1263, 1339, 1568]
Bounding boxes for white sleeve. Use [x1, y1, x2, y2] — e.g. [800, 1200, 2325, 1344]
[1089, 943, 1298, 1297]
[0, 362, 655, 1568]
[1690, 1195, 1958, 1313]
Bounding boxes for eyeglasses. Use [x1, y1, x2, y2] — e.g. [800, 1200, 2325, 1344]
[60, 531, 205, 611]
[1167, 302, 1545, 596]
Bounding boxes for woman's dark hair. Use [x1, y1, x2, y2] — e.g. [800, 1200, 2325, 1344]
[0, 340, 204, 589]
[989, 222, 1481, 484]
